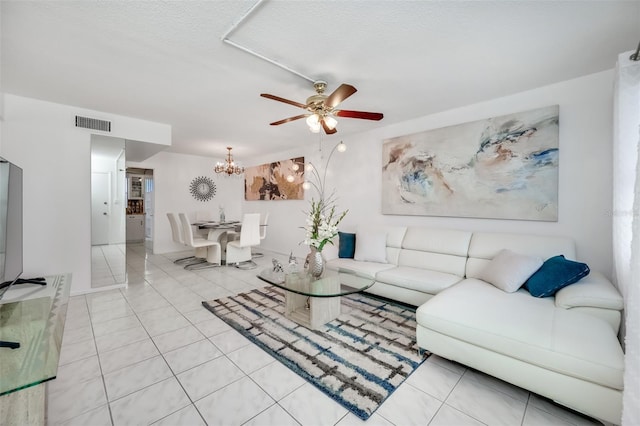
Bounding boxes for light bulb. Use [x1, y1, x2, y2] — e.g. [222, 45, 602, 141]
[286, 175, 295, 183]
[306, 114, 319, 127]
[292, 164, 299, 171]
[324, 116, 337, 130]
[337, 141, 347, 152]
[302, 181, 311, 190]
[305, 163, 314, 172]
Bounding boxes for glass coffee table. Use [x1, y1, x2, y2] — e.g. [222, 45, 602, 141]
[258, 267, 375, 330]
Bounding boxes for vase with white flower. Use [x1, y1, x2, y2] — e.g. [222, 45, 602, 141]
[301, 141, 348, 277]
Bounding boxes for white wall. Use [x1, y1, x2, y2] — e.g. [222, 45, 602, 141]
[0, 94, 171, 295]
[246, 70, 615, 277]
[128, 151, 243, 254]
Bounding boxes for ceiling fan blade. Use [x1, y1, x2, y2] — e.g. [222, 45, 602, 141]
[324, 84, 357, 109]
[270, 114, 307, 126]
[321, 119, 337, 135]
[335, 109, 384, 121]
[260, 93, 307, 109]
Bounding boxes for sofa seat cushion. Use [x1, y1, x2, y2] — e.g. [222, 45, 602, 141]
[376, 266, 463, 294]
[416, 279, 624, 390]
[325, 258, 395, 278]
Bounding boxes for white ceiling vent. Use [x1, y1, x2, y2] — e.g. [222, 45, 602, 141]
[75, 115, 111, 132]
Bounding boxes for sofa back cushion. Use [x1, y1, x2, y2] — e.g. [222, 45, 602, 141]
[466, 232, 576, 279]
[398, 227, 472, 276]
[353, 226, 407, 265]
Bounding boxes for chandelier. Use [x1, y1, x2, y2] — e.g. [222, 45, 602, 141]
[214, 146, 245, 175]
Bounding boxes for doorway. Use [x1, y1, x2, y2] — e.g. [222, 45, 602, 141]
[90, 136, 126, 288]
[126, 167, 154, 249]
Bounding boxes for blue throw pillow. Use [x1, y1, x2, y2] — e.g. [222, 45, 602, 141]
[338, 232, 356, 259]
[525, 255, 590, 298]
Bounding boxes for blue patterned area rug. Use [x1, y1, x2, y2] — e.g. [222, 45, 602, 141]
[202, 286, 429, 420]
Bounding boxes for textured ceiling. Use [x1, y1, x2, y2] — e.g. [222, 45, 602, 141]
[2, 1, 639, 161]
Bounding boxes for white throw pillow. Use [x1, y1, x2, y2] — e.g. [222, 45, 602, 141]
[354, 231, 387, 263]
[479, 249, 543, 293]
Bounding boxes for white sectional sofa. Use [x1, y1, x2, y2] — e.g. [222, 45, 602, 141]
[324, 227, 624, 424]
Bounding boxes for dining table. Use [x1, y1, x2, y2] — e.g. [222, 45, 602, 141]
[192, 221, 241, 263]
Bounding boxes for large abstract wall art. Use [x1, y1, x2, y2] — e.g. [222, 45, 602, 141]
[381, 105, 559, 221]
[245, 157, 305, 200]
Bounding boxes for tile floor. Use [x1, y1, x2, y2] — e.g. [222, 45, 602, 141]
[46, 244, 605, 426]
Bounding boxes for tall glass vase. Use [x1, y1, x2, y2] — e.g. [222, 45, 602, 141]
[306, 246, 324, 278]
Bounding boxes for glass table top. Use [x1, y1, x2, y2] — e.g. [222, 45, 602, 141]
[257, 267, 375, 298]
[0, 274, 71, 396]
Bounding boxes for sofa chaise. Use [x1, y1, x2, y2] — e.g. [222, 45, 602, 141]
[324, 227, 624, 424]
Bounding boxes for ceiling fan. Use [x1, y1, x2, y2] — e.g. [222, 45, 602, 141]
[260, 81, 384, 135]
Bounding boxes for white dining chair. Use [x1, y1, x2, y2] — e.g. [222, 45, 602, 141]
[226, 213, 261, 269]
[252, 212, 269, 258]
[178, 213, 222, 269]
[166, 212, 198, 264]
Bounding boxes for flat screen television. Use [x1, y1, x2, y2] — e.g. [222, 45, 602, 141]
[0, 156, 23, 300]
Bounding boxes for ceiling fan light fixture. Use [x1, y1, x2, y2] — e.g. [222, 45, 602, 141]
[324, 115, 338, 130]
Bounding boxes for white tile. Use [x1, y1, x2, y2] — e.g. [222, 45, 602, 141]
[430, 404, 485, 426]
[48, 355, 102, 394]
[374, 382, 441, 425]
[137, 305, 180, 323]
[152, 404, 205, 426]
[132, 298, 174, 314]
[56, 404, 112, 426]
[195, 376, 275, 425]
[92, 314, 141, 338]
[46, 376, 107, 424]
[61, 324, 94, 346]
[446, 373, 526, 426]
[464, 368, 529, 403]
[104, 355, 173, 401]
[336, 412, 395, 426]
[279, 382, 349, 426]
[58, 338, 97, 366]
[523, 406, 576, 426]
[182, 307, 218, 324]
[207, 328, 251, 354]
[142, 314, 191, 337]
[227, 342, 276, 374]
[152, 324, 204, 353]
[88, 297, 129, 314]
[405, 360, 462, 401]
[428, 354, 468, 375]
[94, 325, 148, 353]
[249, 358, 306, 402]
[243, 404, 300, 426]
[110, 377, 191, 426]
[90, 304, 135, 324]
[194, 316, 232, 337]
[98, 338, 159, 374]
[528, 394, 602, 425]
[64, 310, 92, 331]
[163, 339, 222, 374]
[177, 356, 245, 401]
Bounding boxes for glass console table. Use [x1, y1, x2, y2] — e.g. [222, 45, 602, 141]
[258, 267, 374, 330]
[0, 274, 71, 396]
[0, 274, 71, 425]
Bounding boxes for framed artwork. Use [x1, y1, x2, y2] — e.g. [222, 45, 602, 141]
[381, 105, 559, 221]
[245, 157, 305, 200]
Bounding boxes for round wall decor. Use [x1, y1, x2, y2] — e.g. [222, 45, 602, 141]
[189, 176, 216, 202]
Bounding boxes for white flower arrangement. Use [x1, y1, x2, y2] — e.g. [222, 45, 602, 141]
[301, 141, 348, 252]
[303, 198, 347, 251]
